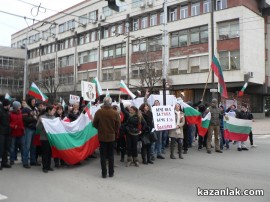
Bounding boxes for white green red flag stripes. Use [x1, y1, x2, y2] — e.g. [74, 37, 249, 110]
[42, 114, 99, 165]
[224, 116, 252, 141]
[85, 102, 92, 119]
[106, 89, 110, 97]
[62, 99, 67, 109]
[211, 56, 228, 98]
[238, 82, 248, 97]
[91, 77, 103, 97]
[28, 82, 48, 102]
[177, 100, 201, 125]
[197, 112, 211, 137]
[120, 80, 136, 99]
[5, 93, 12, 101]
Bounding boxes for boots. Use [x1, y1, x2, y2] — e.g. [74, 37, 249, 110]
[141, 148, 147, 164]
[178, 143, 184, 159]
[126, 156, 132, 167]
[170, 140, 176, 159]
[120, 152, 125, 162]
[133, 157, 140, 167]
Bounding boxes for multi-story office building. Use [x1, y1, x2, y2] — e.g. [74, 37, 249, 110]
[11, 0, 268, 113]
[0, 46, 24, 99]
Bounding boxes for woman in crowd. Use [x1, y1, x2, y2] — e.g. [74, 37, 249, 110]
[169, 103, 185, 159]
[120, 100, 146, 167]
[36, 105, 56, 173]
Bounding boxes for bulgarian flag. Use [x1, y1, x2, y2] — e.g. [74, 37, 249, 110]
[42, 113, 99, 165]
[84, 102, 92, 120]
[62, 99, 67, 109]
[28, 82, 48, 102]
[197, 112, 211, 137]
[120, 80, 136, 99]
[91, 77, 103, 97]
[224, 116, 252, 141]
[211, 55, 228, 98]
[238, 82, 248, 97]
[106, 89, 110, 97]
[178, 100, 201, 125]
[5, 93, 12, 101]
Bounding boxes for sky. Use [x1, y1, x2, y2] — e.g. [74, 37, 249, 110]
[0, 0, 84, 47]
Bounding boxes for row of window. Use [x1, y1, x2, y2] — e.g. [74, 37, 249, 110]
[0, 77, 23, 87]
[0, 57, 24, 69]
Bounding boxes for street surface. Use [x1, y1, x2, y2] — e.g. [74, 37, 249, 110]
[0, 118, 269, 202]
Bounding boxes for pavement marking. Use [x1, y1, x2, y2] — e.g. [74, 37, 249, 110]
[255, 135, 270, 139]
[0, 194, 8, 200]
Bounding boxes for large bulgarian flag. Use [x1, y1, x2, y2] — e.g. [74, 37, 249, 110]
[224, 116, 252, 141]
[92, 77, 103, 98]
[28, 82, 48, 102]
[120, 80, 136, 99]
[211, 55, 228, 98]
[178, 100, 201, 125]
[42, 113, 99, 165]
[197, 112, 211, 137]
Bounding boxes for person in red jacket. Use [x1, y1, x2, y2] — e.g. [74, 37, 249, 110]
[9, 101, 25, 165]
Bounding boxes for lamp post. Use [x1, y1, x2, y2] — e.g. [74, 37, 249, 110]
[211, 0, 216, 99]
[23, 28, 29, 100]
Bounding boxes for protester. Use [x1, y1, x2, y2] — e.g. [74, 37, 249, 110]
[0, 99, 12, 169]
[93, 97, 120, 178]
[207, 98, 223, 154]
[22, 98, 40, 168]
[9, 101, 24, 165]
[169, 103, 185, 159]
[36, 105, 56, 173]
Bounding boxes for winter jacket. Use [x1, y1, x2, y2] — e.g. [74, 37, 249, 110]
[36, 113, 55, 141]
[93, 105, 121, 142]
[22, 106, 38, 129]
[236, 111, 253, 120]
[0, 106, 10, 136]
[169, 111, 185, 139]
[209, 106, 222, 126]
[9, 110, 24, 137]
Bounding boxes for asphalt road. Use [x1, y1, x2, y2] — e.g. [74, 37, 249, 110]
[0, 135, 269, 202]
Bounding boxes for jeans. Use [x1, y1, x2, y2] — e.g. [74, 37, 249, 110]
[161, 130, 168, 152]
[22, 128, 37, 166]
[10, 136, 24, 161]
[99, 141, 114, 177]
[188, 124, 196, 147]
[219, 128, 229, 149]
[154, 131, 162, 156]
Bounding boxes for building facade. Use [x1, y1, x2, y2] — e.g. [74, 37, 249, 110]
[0, 46, 24, 100]
[11, 0, 268, 113]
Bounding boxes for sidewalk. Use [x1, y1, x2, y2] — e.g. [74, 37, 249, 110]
[252, 117, 270, 135]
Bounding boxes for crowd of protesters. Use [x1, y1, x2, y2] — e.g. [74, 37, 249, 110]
[0, 92, 256, 178]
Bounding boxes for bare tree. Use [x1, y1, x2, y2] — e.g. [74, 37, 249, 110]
[131, 52, 162, 94]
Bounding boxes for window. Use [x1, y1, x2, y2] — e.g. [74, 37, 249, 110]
[170, 8, 177, 22]
[103, 69, 113, 81]
[117, 24, 123, 34]
[104, 27, 109, 38]
[216, 0, 227, 10]
[114, 69, 122, 80]
[189, 57, 200, 73]
[67, 19, 75, 30]
[50, 25, 56, 35]
[200, 26, 208, 43]
[43, 60, 55, 70]
[191, 2, 200, 16]
[89, 50, 97, 62]
[103, 46, 114, 59]
[141, 16, 148, 29]
[133, 19, 139, 31]
[111, 26, 116, 36]
[103, 44, 125, 59]
[68, 74, 74, 84]
[69, 38, 74, 48]
[160, 12, 164, 25]
[59, 23, 66, 33]
[91, 31, 96, 41]
[218, 20, 239, 40]
[79, 14, 88, 25]
[89, 10, 97, 23]
[148, 35, 162, 51]
[190, 28, 200, 45]
[203, 0, 211, 13]
[179, 30, 188, 47]
[180, 5, 188, 19]
[59, 55, 74, 68]
[79, 34, 84, 45]
[219, 50, 240, 70]
[103, 6, 112, 17]
[150, 14, 157, 27]
[115, 44, 126, 57]
[85, 33, 90, 43]
[125, 22, 130, 33]
[132, 0, 141, 8]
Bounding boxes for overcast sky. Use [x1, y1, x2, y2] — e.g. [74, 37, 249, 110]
[0, 0, 83, 47]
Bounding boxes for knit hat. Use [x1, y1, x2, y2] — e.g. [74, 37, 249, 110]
[13, 101, 21, 110]
[2, 99, 10, 107]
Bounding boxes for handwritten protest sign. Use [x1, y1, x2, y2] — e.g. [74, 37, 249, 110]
[69, 94, 80, 104]
[152, 106, 176, 131]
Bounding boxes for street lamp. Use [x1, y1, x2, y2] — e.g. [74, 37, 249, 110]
[22, 29, 29, 100]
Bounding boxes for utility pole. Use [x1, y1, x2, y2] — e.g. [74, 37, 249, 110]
[97, 23, 101, 82]
[74, 31, 78, 94]
[162, 0, 168, 105]
[23, 28, 29, 100]
[126, 14, 130, 88]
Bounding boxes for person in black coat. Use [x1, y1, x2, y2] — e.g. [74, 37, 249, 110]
[0, 99, 12, 169]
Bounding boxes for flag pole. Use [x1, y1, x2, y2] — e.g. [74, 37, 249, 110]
[202, 67, 211, 101]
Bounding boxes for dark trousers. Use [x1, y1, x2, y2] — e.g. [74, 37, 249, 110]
[249, 131, 254, 145]
[119, 136, 126, 158]
[0, 135, 10, 166]
[198, 134, 207, 148]
[141, 144, 151, 162]
[126, 134, 138, 157]
[99, 141, 114, 177]
[183, 126, 189, 151]
[41, 140, 52, 170]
